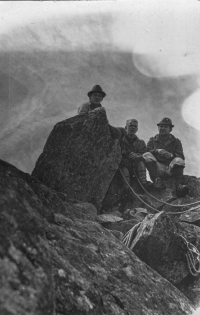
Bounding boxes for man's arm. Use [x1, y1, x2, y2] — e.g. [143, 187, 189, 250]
[146, 137, 156, 155]
[137, 140, 147, 155]
[173, 139, 185, 160]
[128, 140, 146, 160]
[78, 103, 90, 115]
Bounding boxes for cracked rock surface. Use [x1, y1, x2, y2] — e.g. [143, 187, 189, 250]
[0, 159, 194, 315]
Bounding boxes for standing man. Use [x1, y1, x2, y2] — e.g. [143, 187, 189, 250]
[78, 85, 106, 114]
[120, 119, 152, 190]
[143, 117, 189, 196]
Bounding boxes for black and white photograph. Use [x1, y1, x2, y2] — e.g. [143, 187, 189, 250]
[1, 1, 200, 314]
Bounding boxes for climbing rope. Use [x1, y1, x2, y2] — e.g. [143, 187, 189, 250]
[121, 221, 200, 277]
[180, 235, 200, 276]
[121, 222, 141, 249]
[119, 169, 200, 215]
[132, 168, 200, 208]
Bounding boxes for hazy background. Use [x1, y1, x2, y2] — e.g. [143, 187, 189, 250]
[0, 0, 200, 176]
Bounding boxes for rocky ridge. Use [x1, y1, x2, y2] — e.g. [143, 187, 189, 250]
[1, 108, 200, 314]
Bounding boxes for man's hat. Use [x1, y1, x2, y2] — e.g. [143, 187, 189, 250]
[126, 119, 138, 126]
[87, 85, 106, 98]
[157, 117, 174, 127]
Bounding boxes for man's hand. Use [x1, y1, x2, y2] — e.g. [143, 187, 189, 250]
[156, 149, 174, 159]
[129, 152, 139, 159]
[93, 107, 106, 112]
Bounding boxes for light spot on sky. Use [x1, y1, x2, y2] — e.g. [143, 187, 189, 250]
[182, 89, 200, 131]
[193, 307, 200, 315]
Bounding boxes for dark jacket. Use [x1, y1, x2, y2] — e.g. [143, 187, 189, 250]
[146, 134, 185, 165]
[120, 134, 146, 159]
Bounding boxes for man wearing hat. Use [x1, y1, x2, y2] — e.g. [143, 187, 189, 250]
[120, 119, 153, 192]
[78, 85, 125, 140]
[143, 117, 189, 196]
[78, 85, 106, 114]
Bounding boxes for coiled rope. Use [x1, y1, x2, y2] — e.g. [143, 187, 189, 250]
[119, 169, 200, 215]
[121, 221, 200, 277]
[183, 236, 200, 277]
[132, 169, 200, 207]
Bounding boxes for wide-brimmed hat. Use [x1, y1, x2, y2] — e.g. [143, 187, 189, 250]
[157, 117, 174, 127]
[87, 85, 106, 98]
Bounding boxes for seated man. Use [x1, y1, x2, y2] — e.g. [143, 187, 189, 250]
[78, 85, 106, 114]
[120, 119, 152, 191]
[143, 117, 189, 196]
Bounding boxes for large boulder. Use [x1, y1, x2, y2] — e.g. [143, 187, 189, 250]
[128, 211, 190, 284]
[176, 221, 200, 307]
[0, 159, 194, 314]
[32, 109, 121, 213]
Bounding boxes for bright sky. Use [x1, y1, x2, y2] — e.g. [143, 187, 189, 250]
[0, 0, 200, 131]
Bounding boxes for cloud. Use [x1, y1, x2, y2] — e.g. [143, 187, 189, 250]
[0, 0, 200, 175]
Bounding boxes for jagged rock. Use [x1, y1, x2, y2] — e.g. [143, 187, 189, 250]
[102, 210, 122, 217]
[180, 205, 200, 226]
[32, 109, 121, 213]
[0, 159, 195, 314]
[0, 159, 95, 222]
[74, 202, 98, 216]
[96, 214, 123, 223]
[102, 218, 140, 234]
[175, 222, 200, 307]
[130, 211, 190, 284]
[183, 176, 200, 199]
[105, 229, 124, 240]
[123, 208, 148, 221]
[102, 171, 142, 213]
[178, 222, 200, 250]
[143, 187, 175, 211]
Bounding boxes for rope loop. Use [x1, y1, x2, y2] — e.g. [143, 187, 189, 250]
[180, 235, 200, 276]
[119, 168, 200, 215]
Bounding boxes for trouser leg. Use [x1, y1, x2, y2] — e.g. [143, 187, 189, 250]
[121, 167, 130, 185]
[145, 161, 158, 182]
[171, 165, 184, 177]
[136, 161, 147, 184]
[170, 165, 189, 197]
[143, 152, 158, 182]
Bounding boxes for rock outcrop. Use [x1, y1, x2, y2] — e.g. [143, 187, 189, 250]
[2, 110, 200, 313]
[126, 211, 190, 283]
[32, 109, 121, 213]
[0, 159, 195, 314]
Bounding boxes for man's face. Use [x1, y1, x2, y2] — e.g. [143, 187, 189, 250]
[90, 93, 103, 105]
[158, 124, 171, 136]
[126, 121, 138, 135]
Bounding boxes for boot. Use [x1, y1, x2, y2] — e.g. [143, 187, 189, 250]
[145, 160, 158, 182]
[171, 166, 189, 197]
[176, 184, 189, 197]
[121, 167, 130, 186]
[154, 177, 165, 189]
[137, 161, 154, 191]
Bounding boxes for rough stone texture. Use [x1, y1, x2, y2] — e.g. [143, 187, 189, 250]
[143, 188, 175, 211]
[101, 219, 140, 235]
[96, 214, 123, 223]
[180, 206, 200, 226]
[0, 161, 54, 315]
[32, 108, 121, 213]
[178, 222, 200, 250]
[74, 202, 98, 217]
[176, 222, 200, 307]
[130, 211, 190, 284]
[102, 170, 143, 214]
[182, 176, 200, 199]
[0, 159, 195, 315]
